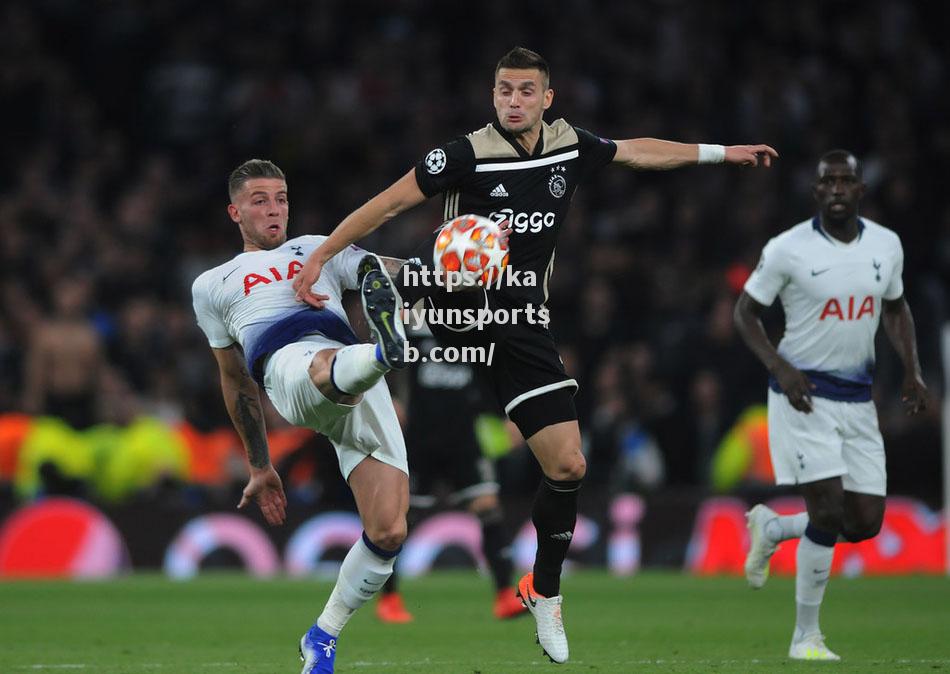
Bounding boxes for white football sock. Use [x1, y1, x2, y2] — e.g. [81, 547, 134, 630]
[331, 344, 388, 395]
[794, 534, 834, 640]
[316, 536, 397, 637]
[765, 512, 808, 543]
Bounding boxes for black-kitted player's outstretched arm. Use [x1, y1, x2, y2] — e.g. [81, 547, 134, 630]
[292, 141, 776, 308]
[613, 138, 777, 169]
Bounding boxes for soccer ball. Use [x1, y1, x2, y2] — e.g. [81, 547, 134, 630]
[433, 214, 509, 287]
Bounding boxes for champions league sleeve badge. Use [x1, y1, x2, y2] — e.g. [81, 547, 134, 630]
[425, 148, 447, 174]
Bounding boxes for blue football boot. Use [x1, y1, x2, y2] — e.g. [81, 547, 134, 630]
[299, 623, 337, 673]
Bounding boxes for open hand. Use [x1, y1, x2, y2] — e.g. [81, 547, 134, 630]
[238, 465, 287, 526]
[901, 374, 929, 415]
[292, 257, 331, 309]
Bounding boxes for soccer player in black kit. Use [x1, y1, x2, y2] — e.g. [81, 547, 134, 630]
[294, 47, 777, 664]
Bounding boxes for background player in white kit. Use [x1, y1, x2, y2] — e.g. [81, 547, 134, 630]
[734, 150, 929, 661]
[191, 159, 411, 674]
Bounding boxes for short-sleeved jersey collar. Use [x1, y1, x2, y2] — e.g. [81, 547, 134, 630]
[492, 120, 545, 158]
[812, 216, 865, 246]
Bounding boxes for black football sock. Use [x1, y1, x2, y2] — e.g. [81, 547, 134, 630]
[477, 506, 513, 591]
[531, 476, 582, 597]
[382, 568, 398, 594]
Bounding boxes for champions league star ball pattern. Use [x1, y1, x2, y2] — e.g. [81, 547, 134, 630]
[433, 214, 509, 286]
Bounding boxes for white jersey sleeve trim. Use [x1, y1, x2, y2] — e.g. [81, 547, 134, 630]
[743, 283, 775, 308]
[192, 271, 235, 348]
[743, 237, 787, 307]
[882, 237, 904, 301]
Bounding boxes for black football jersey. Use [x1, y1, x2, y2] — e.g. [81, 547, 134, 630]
[414, 119, 617, 306]
[405, 333, 488, 443]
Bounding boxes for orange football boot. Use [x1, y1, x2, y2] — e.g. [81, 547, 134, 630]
[494, 586, 529, 619]
[376, 592, 413, 623]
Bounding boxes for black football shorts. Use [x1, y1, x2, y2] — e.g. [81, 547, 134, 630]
[424, 288, 578, 439]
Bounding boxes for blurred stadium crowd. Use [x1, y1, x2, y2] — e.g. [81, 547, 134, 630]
[0, 0, 946, 505]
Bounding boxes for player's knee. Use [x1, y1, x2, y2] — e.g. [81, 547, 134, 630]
[842, 516, 883, 543]
[568, 454, 587, 481]
[808, 502, 845, 534]
[310, 349, 362, 404]
[841, 524, 878, 543]
[548, 452, 586, 482]
[365, 518, 408, 552]
[307, 349, 334, 385]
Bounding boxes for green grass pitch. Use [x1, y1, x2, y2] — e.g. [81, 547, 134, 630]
[1, 571, 948, 672]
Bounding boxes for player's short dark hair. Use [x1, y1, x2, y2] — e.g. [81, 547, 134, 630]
[495, 47, 550, 88]
[228, 159, 286, 200]
[817, 149, 862, 178]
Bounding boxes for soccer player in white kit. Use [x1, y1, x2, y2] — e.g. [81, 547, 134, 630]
[734, 150, 929, 660]
[191, 159, 410, 674]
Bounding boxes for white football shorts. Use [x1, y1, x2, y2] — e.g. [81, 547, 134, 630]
[263, 335, 408, 481]
[767, 388, 886, 496]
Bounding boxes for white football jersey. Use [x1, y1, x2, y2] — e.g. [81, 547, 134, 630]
[744, 217, 903, 385]
[192, 235, 367, 364]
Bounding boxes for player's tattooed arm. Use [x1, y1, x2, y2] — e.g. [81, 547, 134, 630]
[210, 345, 286, 526]
[212, 344, 271, 467]
[234, 389, 269, 468]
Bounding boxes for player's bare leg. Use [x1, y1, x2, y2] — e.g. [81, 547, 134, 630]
[349, 456, 410, 552]
[787, 478, 844, 661]
[782, 491, 882, 661]
[299, 258, 410, 672]
[304, 252, 407, 410]
[515, 419, 584, 664]
[301, 457, 409, 673]
[747, 490, 884, 593]
[841, 491, 884, 543]
[308, 349, 361, 404]
[376, 502, 424, 624]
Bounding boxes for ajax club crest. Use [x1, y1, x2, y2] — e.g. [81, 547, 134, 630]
[548, 165, 567, 198]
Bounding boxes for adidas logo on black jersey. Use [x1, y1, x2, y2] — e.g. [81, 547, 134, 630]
[490, 183, 509, 197]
